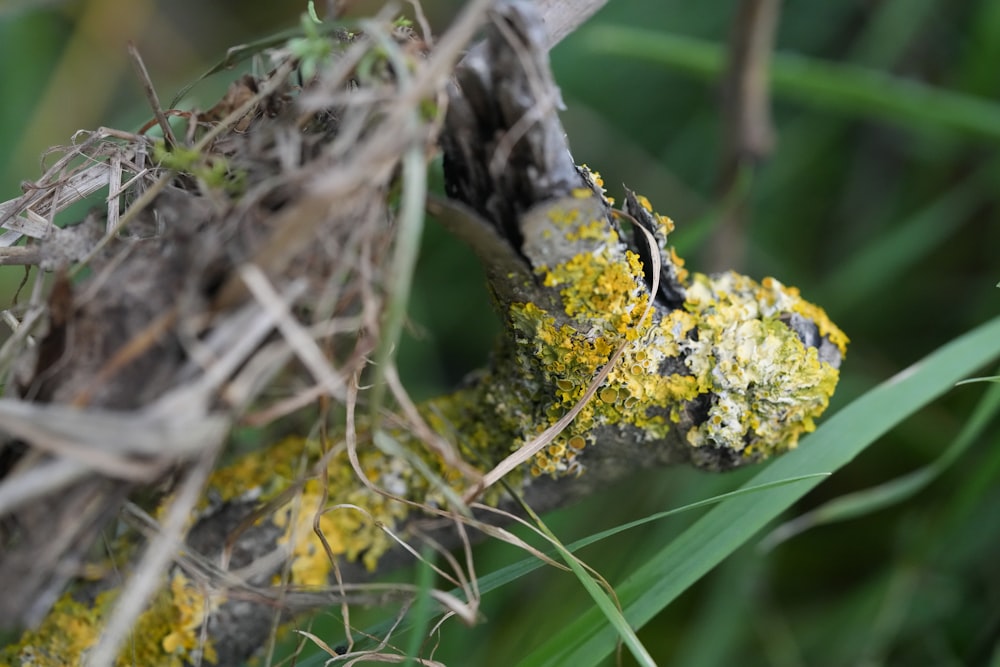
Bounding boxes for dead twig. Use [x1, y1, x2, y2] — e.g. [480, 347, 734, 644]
[708, 0, 782, 271]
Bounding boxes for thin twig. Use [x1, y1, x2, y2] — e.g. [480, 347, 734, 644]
[0, 246, 42, 265]
[128, 41, 177, 147]
[708, 0, 782, 272]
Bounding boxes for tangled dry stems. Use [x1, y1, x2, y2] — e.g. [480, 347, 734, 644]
[0, 2, 548, 663]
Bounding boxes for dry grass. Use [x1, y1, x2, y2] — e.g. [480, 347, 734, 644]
[0, 2, 484, 661]
[0, 1, 620, 663]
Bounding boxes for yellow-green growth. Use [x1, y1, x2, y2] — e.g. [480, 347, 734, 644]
[207, 436, 410, 576]
[152, 140, 246, 194]
[501, 188, 847, 473]
[1, 572, 222, 667]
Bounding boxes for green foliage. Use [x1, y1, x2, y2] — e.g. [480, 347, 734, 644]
[152, 140, 247, 194]
[286, 8, 334, 83]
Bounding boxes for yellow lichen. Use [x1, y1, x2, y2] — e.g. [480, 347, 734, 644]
[272, 470, 407, 579]
[207, 434, 313, 505]
[505, 193, 846, 475]
[1, 570, 222, 667]
[505, 195, 698, 474]
[578, 164, 614, 205]
[680, 272, 845, 458]
[158, 572, 223, 664]
[668, 246, 688, 282]
[0, 596, 100, 666]
[209, 436, 416, 580]
[541, 245, 649, 337]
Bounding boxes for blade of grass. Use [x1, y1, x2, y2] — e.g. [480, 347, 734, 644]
[580, 26, 1000, 141]
[169, 18, 353, 107]
[955, 0, 1000, 96]
[849, 0, 937, 68]
[668, 549, 760, 667]
[816, 159, 989, 312]
[956, 375, 1000, 385]
[761, 371, 1000, 550]
[517, 503, 657, 667]
[401, 547, 436, 667]
[366, 26, 428, 424]
[513, 474, 827, 571]
[515, 313, 1000, 667]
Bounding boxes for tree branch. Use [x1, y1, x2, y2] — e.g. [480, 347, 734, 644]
[0, 1, 845, 666]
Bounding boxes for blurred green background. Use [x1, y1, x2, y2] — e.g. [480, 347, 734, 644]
[2, 1, 998, 665]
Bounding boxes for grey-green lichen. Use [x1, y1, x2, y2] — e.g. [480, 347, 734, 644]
[680, 272, 845, 456]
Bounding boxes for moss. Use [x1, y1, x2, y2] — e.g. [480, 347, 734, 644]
[151, 140, 248, 195]
[152, 141, 202, 172]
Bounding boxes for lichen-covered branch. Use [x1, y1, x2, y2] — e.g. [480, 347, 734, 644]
[436, 1, 844, 477]
[0, 1, 845, 666]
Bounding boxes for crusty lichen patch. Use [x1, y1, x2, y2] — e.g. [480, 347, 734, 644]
[500, 189, 847, 474]
[158, 572, 224, 663]
[1, 570, 222, 667]
[207, 436, 411, 577]
[681, 271, 844, 459]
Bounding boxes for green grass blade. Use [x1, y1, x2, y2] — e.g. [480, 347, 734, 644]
[169, 19, 353, 107]
[580, 26, 1000, 140]
[499, 478, 818, 667]
[401, 547, 436, 667]
[366, 30, 428, 422]
[471, 474, 828, 599]
[761, 373, 1000, 550]
[816, 161, 988, 312]
[956, 375, 1000, 385]
[529, 513, 657, 667]
[515, 313, 1000, 667]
